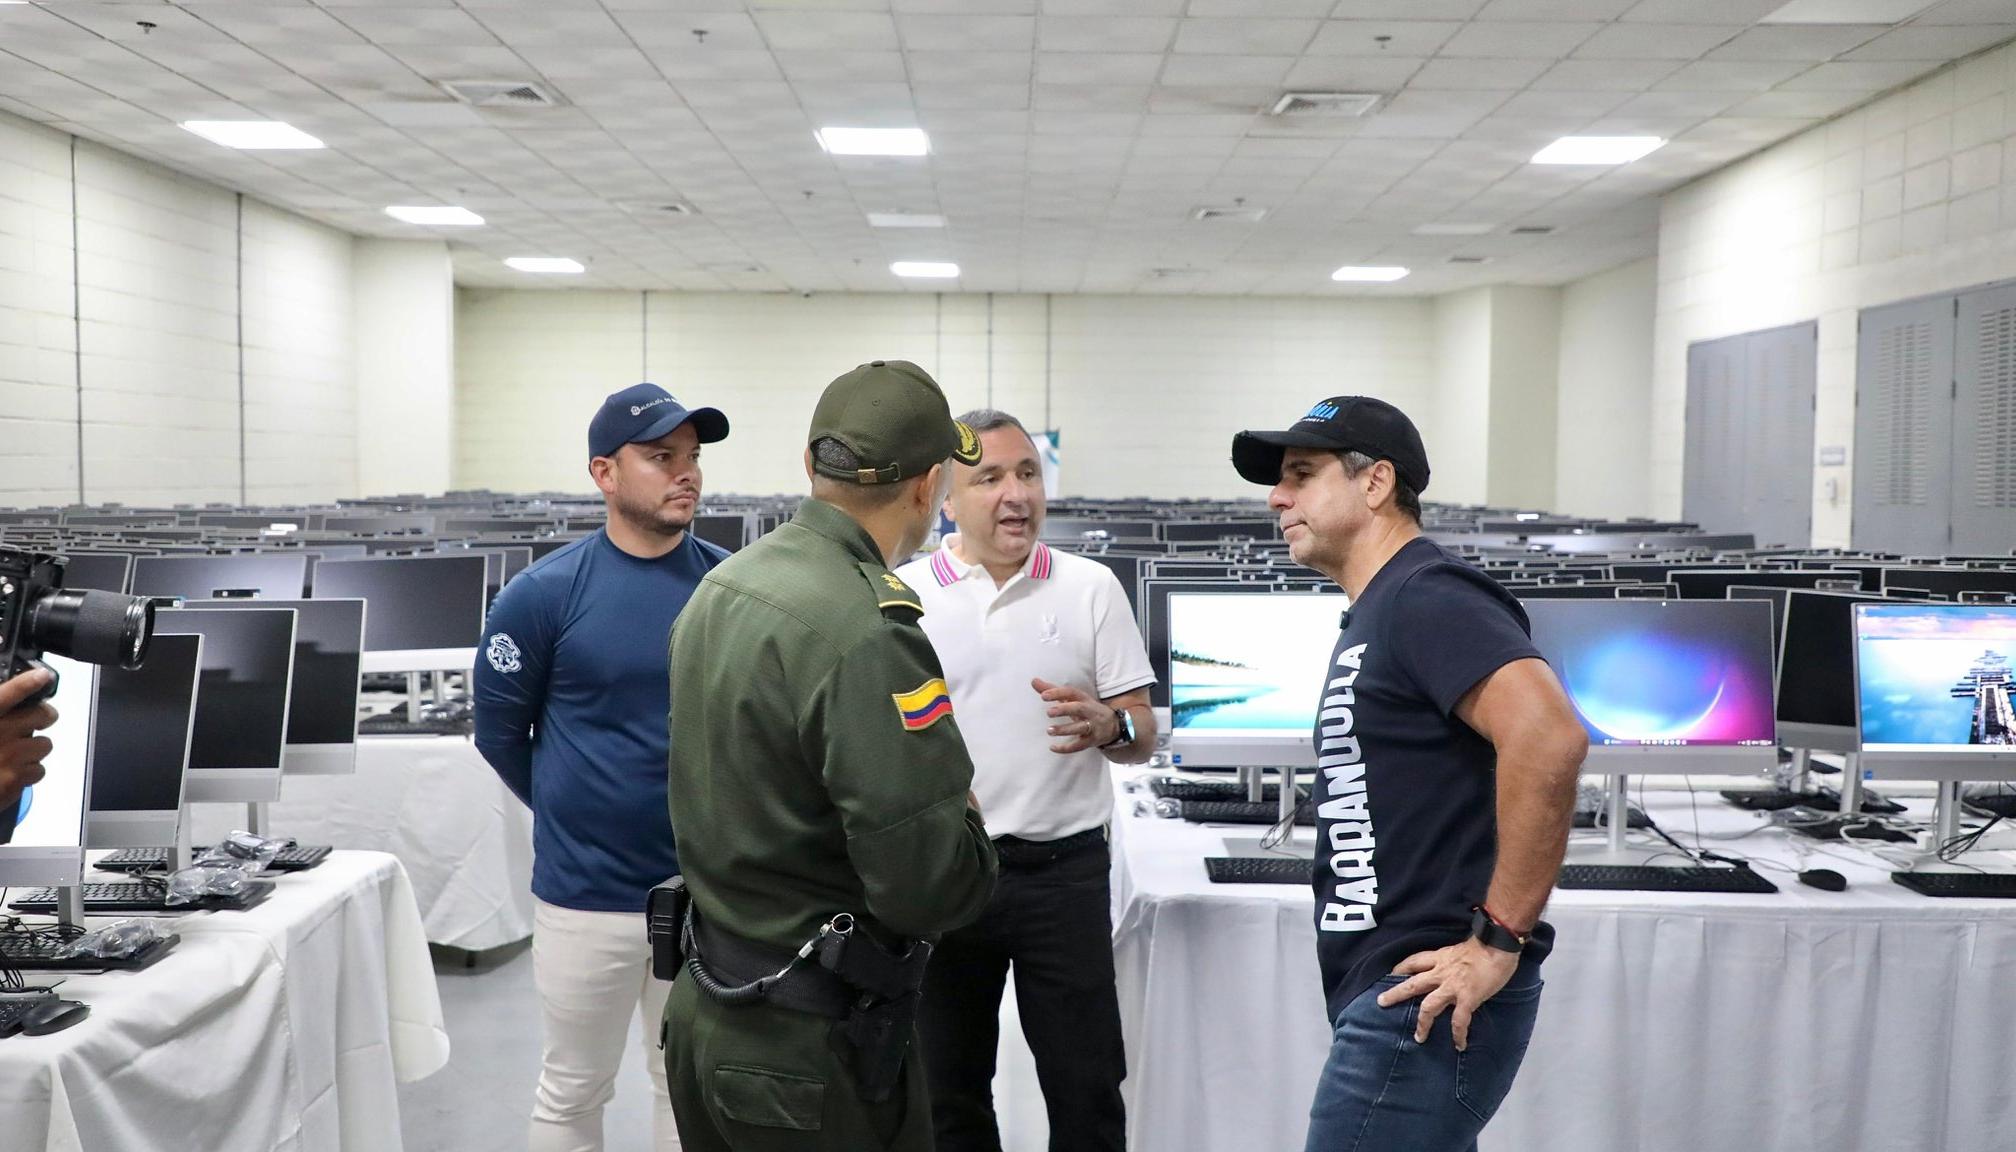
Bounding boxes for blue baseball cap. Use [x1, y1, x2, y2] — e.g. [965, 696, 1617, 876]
[588, 383, 729, 460]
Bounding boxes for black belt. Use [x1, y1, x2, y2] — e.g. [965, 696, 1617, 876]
[690, 916, 853, 1019]
[991, 826, 1106, 868]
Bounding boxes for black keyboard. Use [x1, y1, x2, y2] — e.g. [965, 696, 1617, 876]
[357, 714, 471, 737]
[1204, 856, 1311, 884]
[96, 845, 331, 873]
[1782, 811, 1917, 843]
[0, 931, 178, 972]
[0, 997, 47, 1036]
[8, 881, 274, 915]
[1891, 871, 2016, 898]
[1152, 780, 1281, 803]
[1179, 800, 1314, 827]
[1723, 786, 1906, 815]
[1556, 864, 1779, 893]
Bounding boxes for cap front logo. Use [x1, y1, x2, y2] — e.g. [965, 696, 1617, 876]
[629, 396, 674, 417]
[1303, 401, 1340, 422]
[955, 420, 981, 462]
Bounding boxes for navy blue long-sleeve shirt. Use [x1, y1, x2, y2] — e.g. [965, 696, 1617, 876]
[472, 528, 728, 912]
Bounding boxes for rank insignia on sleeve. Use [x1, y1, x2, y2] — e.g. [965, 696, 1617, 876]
[892, 678, 954, 732]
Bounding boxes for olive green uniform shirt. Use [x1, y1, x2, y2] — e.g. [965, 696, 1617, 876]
[667, 498, 997, 952]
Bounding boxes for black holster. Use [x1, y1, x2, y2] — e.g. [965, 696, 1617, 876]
[815, 926, 933, 1105]
[647, 877, 691, 981]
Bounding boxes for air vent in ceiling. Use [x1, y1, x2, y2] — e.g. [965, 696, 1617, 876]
[1191, 205, 1268, 223]
[1267, 92, 1382, 118]
[442, 80, 562, 109]
[1510, 225, 1556, 235]
[1148, 267, 1209, 279]
[1447, 255, 1492, 264]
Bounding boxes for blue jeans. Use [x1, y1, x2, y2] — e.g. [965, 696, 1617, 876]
[1303, 963, 1544, 1152]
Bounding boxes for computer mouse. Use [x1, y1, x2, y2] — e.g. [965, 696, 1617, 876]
[20, 999, 90, 1036]
[1798, 868, 1847, 892]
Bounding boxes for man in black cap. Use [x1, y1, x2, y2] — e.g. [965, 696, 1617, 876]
[474, 382, 730, 1152]
[662, 360, 997, 1151]
[1229, 397, 1585, 1152]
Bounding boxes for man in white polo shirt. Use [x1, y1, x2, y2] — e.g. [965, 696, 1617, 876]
[896, 409, 1155, 1152]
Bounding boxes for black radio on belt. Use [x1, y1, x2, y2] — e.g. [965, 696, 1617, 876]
[647, 876, 691, 980]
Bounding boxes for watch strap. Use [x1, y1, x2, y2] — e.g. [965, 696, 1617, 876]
[1470, 906, 1526, 954]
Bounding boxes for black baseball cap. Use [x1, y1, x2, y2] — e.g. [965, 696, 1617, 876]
[1230, 396, 1430, 493]
[809, 360, 982, 485]
[588, 383, 729, 460]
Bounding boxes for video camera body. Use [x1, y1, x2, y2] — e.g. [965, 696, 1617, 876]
[0, 546, 156, 843]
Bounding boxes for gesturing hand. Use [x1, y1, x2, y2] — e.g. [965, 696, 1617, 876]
[1376, 938, 1519, 1051]
[1032, 678, 1118, 754]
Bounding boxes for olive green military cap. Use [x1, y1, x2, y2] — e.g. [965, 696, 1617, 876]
[809, 359, 983, 485]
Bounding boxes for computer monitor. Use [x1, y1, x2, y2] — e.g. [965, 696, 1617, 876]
[1139, 579, 1250, 709]
[60, 551, 135, 594]
[85, 633, 203, 847]
[1042, 518, 1157, 543]
[1668, 568, 1856, 600]
[133, 553, 308, 600]
[1725, 585, 1794, 657]
[320, 514, 436, 535]
[199, 598, 364, 775]
[1877, 567, 2016, 600]
[154, 606, 297, 803]
[311, 554, 485, 672]
[1525, 600, 1777, 772]
[1158, 520, 1280, 543]
[1773, 590, 1890, 754]
[691, 514, 750, 553]
[1853, 602, 2016, 777]
[1512, 585, 1620, 600]
[0, 654, 94, 886]
[1075, 553, 1142, 620]
[1166, 592, 1345, 768]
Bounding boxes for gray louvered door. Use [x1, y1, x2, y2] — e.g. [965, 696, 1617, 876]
[1683, 336, 1740, 533]
[1953, 282, 2016, 553]
[1853, 297, 1954, 554]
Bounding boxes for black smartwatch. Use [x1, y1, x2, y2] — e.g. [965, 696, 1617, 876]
[1470, 906, 1527, 954]
[1100, 707, 1135, 750]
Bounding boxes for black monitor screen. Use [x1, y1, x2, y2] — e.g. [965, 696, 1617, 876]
[1878, 567, 2016, 598]
[155, 608, 294, 771]
[200, 599, 362, 746]
[61, 552, 134, 594]
[1777, 590, 1889, 730]
[1042, 518, 1158, 543]
[88, 632, 202, 813]
[312, 555, 486, 651]
[1158, 520, 1280, 543]
[1076, 554, 1142, 620]
[1668, 569, 1848, 600]
[691, 515, 749, 553]
[1725, 586, 1793, 657]
[133, 553, 307, 600]
[1512, 585, 1620, 599]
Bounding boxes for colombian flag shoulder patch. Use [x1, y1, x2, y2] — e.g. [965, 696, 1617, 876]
[892, 678, 954, 732]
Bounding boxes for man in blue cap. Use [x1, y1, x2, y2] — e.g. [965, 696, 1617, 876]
[475, 382, 731, 1152]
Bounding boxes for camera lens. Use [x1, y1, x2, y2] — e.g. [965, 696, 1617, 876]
[24, 588, 156, 669]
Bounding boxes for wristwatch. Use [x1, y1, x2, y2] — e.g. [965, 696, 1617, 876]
[1100, 707, 1135, 750]
[1470, 906, 1528, 954]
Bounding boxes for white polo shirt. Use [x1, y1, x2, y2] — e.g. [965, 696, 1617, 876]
[896, 538, 1155, 842]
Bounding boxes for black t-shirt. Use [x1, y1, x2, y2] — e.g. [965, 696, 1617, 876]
[1311, 537, 1555, 1021]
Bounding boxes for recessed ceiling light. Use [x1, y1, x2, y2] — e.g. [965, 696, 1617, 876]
[1759, 0, 1936, 24]
[1331, 266, 1409, 282]
[1413, 223, 1495, 236]
[816, 127, 929, 157]
[891, 261, 959, 279]
[868, 213, 947, 228]
[179, 120, 325, 150]
[505, 257, 585, 274]
[1531, 136, 1665, 165]
[384, 206, 484, 226]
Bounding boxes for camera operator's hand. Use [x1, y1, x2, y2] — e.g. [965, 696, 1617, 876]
[0, 668, 58, 811]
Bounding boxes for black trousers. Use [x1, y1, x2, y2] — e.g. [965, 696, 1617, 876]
[917, 835, 1127, 1152]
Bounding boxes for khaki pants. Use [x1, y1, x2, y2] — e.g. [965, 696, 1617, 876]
[661, 969, 933, 1151]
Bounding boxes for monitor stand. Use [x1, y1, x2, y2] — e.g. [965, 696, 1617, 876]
[1886, 781, 2016, 875]
[407, 672, 424, 723]
[1564, 773, 1665, 867]
[56, 886, 85, 929]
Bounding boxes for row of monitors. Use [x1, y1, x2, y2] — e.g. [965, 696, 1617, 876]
[3, 600, 367, 885]
[9, 511, 756, 553]
[1152, 587, 2016, 777]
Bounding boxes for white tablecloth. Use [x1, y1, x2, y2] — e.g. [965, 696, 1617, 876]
[1111, 775, 2016, 1152]
[0, 851, 450, 1152]
[190, 736, 535, 950]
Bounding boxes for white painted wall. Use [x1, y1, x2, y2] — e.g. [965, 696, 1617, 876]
[1485, 285, 1561, 511]
[1430, 288, 1493, 506]
[456, 290, 1439, 500]
[354, 238, 452, 498]
[1655, 42, 2016, 546]
[0, 107, 357, 508]
[1555, 257, 1655, 519]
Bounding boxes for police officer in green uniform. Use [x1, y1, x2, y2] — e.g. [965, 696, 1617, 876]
[662, 358, 999, 1151]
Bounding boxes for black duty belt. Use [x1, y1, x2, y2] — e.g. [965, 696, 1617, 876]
[690, 915, 853, 1019]
[991, 826, 1106, 868]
